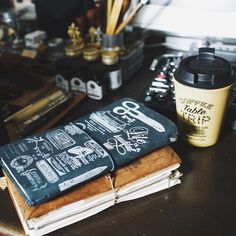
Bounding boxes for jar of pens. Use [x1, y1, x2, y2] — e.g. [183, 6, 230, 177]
[101, 0, 148, 84]
[103, 0, 148, 48]
[55, 0, 147, 100]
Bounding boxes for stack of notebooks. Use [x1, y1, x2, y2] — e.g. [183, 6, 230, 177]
[0, 98, 182, 236]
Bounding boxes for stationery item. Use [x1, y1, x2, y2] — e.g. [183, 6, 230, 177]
[68, 56, 88, 96]
[16, 92, 71, 137]
[86, 61, 107, 100]
[106, 0, 123, 35]
[76, 98, 178, 166]
[174, 48, 235, 147]
[4, 90, 66, 123]
[55, 60, 71, 92]
[119, 0, 131, 23]
[115, 0, 148, 35]
[113, 100, 165, 132]
[102, 50, 122, 91]
[106, 0, 113, 33]
[5, 145, 182, 236]
[102, 33, 124, 51]
[1, 124, 114, 207]
[70, 77, 87, 95]
[0, 98, 178, 207]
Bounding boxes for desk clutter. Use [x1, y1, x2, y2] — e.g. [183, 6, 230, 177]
[0, 0, 146, 139]
[0, 28, 144, 101]
[0, 0, 146, 102]
[51, 16, 144, 100]
[0, 98, 182, 236]
[142, 51, 236, 132]
[55, 39, 144, 100]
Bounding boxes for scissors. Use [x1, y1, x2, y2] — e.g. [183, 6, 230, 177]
[113, 101, 165, 133]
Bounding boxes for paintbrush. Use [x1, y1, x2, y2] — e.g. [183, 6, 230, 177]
[106, 0, 124, 35]
[106, 0, 113, 34]
[115, 0, 148, 35]
[106, 0, 113, 31]
[117, 0, 131, 26]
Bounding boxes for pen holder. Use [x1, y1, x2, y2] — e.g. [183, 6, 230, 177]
[102, 33, 124, 51]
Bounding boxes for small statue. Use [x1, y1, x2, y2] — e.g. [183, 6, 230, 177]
[65, 23, 84, 57]
[86, 26, 102, 49]
[88, 27, 96, 45]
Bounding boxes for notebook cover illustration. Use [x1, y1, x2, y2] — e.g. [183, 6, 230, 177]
[7, 146, 181, 220]
[0, 98, 178, 207]
[77, 97, 178, 167]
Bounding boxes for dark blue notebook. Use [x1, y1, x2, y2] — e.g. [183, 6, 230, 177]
[0, 98, 178, 207]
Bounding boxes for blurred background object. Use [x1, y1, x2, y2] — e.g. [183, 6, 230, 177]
[0, 102, 9, 146]
[34, 0, 95, 38]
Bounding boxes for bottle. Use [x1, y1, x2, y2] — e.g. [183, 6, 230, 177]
[55, 58, 71, 93]
[86, 62, 106, 100]
[83, 46, 106, 100]
[101, 51, 122, 91]
[70, 57, 88, 95]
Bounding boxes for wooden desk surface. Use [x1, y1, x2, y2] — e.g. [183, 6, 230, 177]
[1, 48, 236, 236]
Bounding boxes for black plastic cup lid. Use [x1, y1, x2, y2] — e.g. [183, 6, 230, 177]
[174, 47, 235, 89]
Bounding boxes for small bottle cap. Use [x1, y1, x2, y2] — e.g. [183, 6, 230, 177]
[101, 51, 118, 65]
[64, 44, 82, 57]
[83, 46, 100, 61]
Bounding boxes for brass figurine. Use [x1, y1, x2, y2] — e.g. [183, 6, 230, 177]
[65, 23, 84, 57]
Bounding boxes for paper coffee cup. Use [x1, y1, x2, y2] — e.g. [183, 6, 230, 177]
[174, 80, 232, 147]
[174, 47, 235, 147]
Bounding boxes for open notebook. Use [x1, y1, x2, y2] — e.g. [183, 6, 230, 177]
[0, 98, 178, 207]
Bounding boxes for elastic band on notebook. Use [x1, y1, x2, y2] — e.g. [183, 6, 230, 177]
[106, 174, 120, 205]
